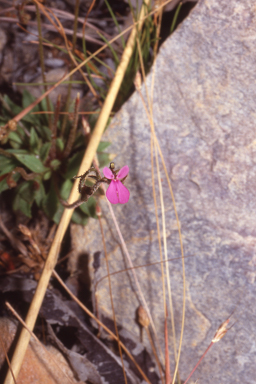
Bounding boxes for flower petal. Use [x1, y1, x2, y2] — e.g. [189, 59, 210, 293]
[106, 181, 119, 204]
[116, 180, 130, 204]
[117, 165, 129, 180]
[103, 167, 114, 179]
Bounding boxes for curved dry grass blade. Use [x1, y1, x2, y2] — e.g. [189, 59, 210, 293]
[135, 14, 186, 383]
[3, 1, 151, 383]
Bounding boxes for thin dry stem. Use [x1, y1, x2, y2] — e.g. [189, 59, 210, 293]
[98, 204, 128, 384]
[135, 18, 186, 384]
[154, 133, 186, 384]
[104, 185, 165, 357]
[136, 74, 177, 368]
[165, 307, 172, 384]
[155, 141, 178, 369]
[34, 1, 51, 125]
[95, 254, 193, 292]
[142, 326, 164, 383]
[49, 94, 61, 159]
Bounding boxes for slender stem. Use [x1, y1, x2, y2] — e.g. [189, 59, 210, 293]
[61, 0, 80, 135]
[98, 211, 128, 384]
[49, 94, 61, 160]
[34, 1, 51, 128]
[62, 93, 80, 159]
[145, 327, 164, 383]
[183, 342, 213, 384]
[170, 2, 182, 34]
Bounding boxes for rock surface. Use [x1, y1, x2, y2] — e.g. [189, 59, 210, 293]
[71, 0, 256, 383]
[0, 318, 78, 384]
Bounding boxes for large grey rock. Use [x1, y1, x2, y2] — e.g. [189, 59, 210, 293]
[71, 0, 256, 382]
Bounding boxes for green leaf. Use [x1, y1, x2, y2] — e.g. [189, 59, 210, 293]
[29, 127, 40, 152]
[3, 95, 22, 116]
[50, 159, 61, 171]
[64, 150, 84, 179]
[42, 180, 59, 221]
[22, 89, 38, 111]
[34, 182, 45, 207]
[40, 142, 51, 163]
[71, 210, 89, 225]
[56, 138, 64, 152]
[35, 125, 52, 141]
[97, 141, 111, 152]
[20, 91, 41, 125]
[60, 179, 73, 199]
[38, 96, 53, 128]
[8, 127, 26, 147]
[97, 152, 112, 168]
[12, 153, 49, 173]
[79, 196, 97, 218]
[52, 179, 73, 223]
[19, 199, 32, 217]
[0, 173, 20, 193]
[73, 133, 85, 150]
[42, 179, 72, 223]
[13, 181, 36, 217]
[43, 170, 52, 180]
[98, 31, 119, 67]
[88, 109, 100, 130]
[6, 149, 28, 154]
[104, 0, 125, 49]
[40, 95, 54, 112]
[0, 156, 19, 174]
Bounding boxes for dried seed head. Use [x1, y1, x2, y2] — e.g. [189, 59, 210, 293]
[137, 306, 150, 328]
[109, 162, 115, 170]
[82, 117, 91, 136]
[19, 224, 32, 238]
[8, 120, 17, 132]
[212, 318, 230, 343]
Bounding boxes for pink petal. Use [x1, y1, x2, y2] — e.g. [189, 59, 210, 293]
[103, 167, 114, 180]
[106, 181, 119, 204]
[116, 180, 130, 204]
[117, 165, 129, 180]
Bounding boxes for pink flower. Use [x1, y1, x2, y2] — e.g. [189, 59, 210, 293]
[103, 165, 130, 204]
